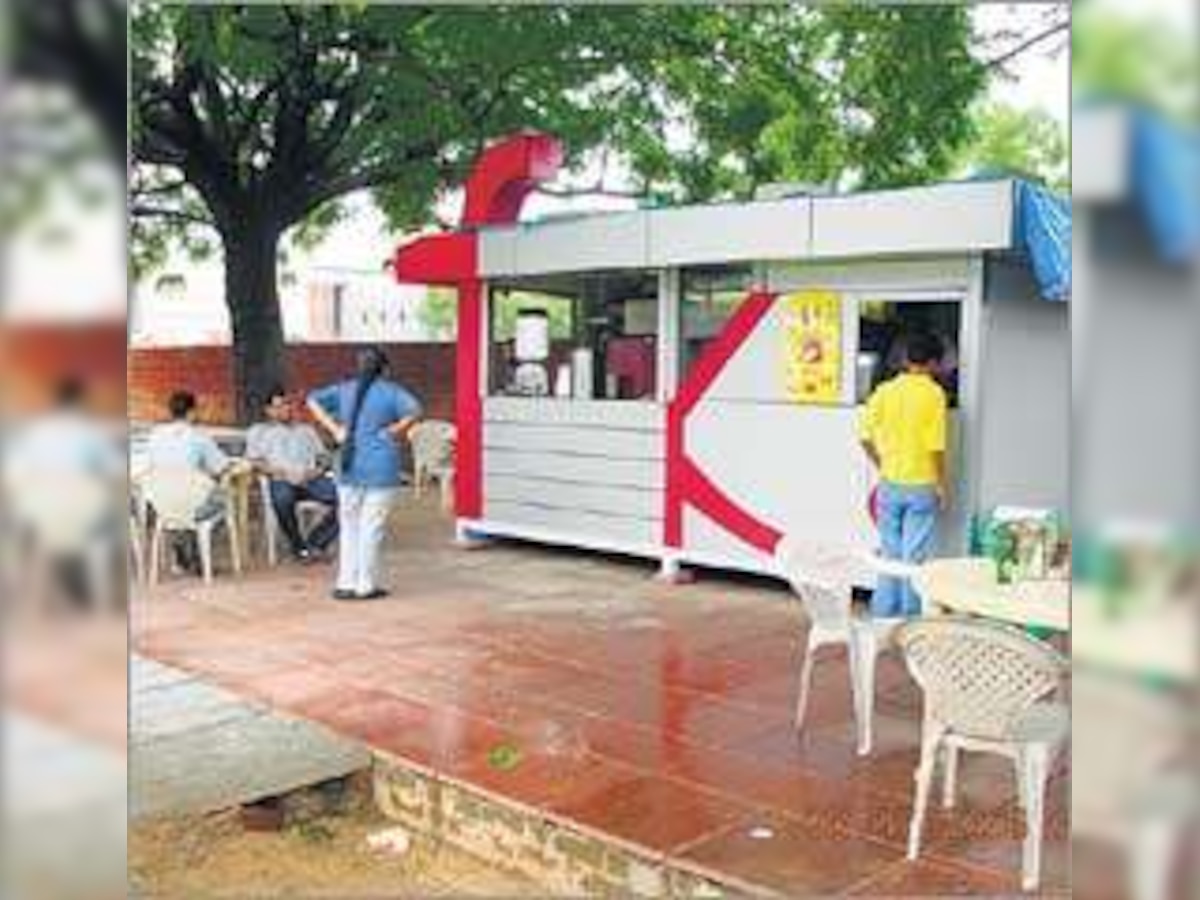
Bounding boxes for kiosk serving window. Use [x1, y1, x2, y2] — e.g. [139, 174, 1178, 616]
[856, 299, 961, 406]
[488, 270, 660, 400]
[680, 264, 755, 381]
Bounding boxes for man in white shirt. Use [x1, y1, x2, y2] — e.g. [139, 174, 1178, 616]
[246, 386, 338, 562]
[2, 377, 124, 608]
[144, 390, 234, 573]
[145, 390, 232, 507]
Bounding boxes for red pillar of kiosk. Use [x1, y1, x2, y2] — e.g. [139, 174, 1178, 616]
[389, 133, 564, 521]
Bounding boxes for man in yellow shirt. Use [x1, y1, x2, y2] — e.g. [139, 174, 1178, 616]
[859, 331, 948, 616]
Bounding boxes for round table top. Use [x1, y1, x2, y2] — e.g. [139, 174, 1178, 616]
[915, 557, 1069, 632]
[1072, 586, 1197, 685]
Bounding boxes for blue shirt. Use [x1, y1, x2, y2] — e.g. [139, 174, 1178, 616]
[308, 379, 422, 488]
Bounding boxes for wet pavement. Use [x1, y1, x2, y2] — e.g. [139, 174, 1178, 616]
[132, 493, 1069, 895]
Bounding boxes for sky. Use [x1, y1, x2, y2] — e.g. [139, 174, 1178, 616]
[7, 3, 1081, 324]
[973, 3, 1070, 125]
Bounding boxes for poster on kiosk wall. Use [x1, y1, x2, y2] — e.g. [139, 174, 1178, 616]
[783, 289, 842, 404]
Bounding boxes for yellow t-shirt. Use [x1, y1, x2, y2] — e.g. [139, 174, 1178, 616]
[858, 372, 947, 486]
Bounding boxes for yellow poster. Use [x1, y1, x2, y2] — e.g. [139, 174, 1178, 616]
[783, 289, 842, 404]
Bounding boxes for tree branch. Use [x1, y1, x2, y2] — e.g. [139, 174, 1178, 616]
[983, 20, 1069, 70]
[129, 204, 218, 228]
[133, 178, 189, 197]
[281, 141, 448, 223]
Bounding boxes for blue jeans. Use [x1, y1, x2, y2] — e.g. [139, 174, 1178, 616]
[872, 481, 939, 617]
[269, 477, 339, 554]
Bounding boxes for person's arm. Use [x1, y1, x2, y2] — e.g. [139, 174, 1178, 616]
[199, 433, 233, 479]
[303, 426, 332, 481]
[244, 426, 276, 477]
[387, 415, 420, 441]
[933, 450, 949, 509]
[858, 392, 881, 471]
[385, 385, 423, 440]
[860, 439, 881, 471]
[306, 386, 346, 445]
[928, 394, 950, 509]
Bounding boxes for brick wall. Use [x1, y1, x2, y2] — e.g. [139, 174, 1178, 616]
[0, 321, 127, 415]
[128, 342, 457, 425]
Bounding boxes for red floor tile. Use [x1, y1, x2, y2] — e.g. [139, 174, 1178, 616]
[845, 858, 1013, 896]
[236, 663, 345, 713]
[452, 745, 641, 812]
[550, 771, 758, 855]
[674, 812, 903, 897]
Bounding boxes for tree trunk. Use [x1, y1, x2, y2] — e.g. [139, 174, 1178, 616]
[223, 220, 286, 424]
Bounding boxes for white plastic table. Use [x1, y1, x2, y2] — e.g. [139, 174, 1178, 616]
[1072, 587, 1196, 685]
[914, 557, 1069, 632]
[916, 558, 1197, 684]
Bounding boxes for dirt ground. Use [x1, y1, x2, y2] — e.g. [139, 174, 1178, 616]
[129, 800, 542, 898]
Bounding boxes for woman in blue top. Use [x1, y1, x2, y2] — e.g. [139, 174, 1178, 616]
[307, 347, 422, 600]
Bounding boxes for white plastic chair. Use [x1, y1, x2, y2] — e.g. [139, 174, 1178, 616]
[895, 617, 1068, 892]
[410, 420, 456, 510]
[1073, 670, 1196, 900]
[259, 475, 329, 566]
[3, 470, 117, 613]
[129, 509, 145, 585]
[141, 466, 241, 584]
[774, 540, 913, 756]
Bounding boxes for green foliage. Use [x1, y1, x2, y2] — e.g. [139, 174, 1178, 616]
[1073, 5, 1198, 124]
[491, 291, 574, 342]
[486, 742, 523, 772]
[132, 4, 987, 263]
[417, 287, 459, 341]
[955, 102, 1068, 189]
[418, 288, 575, 343]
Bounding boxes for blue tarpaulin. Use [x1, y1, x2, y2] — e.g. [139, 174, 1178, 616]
[1013, 180, 1071, 302]
[1130, 111, 1200, 264]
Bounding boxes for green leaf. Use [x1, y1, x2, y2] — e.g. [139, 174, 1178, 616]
[487, 742, 523, 772]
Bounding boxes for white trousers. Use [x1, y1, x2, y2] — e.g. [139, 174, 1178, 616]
[335, 486, 398, 594]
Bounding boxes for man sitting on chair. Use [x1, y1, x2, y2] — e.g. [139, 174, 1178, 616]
[146, 390, 234, 573]
[246, 386, 338, 563]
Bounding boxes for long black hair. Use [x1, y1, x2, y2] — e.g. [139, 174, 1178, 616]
[340, 345, 389, 474]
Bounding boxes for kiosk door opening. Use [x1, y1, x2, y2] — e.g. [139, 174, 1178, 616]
[856, 299, 962, 407]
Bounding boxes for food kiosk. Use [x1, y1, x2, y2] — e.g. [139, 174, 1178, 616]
[391, 132, 1070, 582]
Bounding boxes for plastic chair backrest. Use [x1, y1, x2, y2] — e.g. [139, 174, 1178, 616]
[896, 617, 1065, 742]
[140, 466, 217, 528]
[4, 470, 112, 553]
[775, 538, 855, 632]
[411, 420, 456, 471]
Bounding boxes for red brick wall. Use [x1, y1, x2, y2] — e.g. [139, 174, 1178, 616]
[128, 342, 457, 425]
[0, 321, 127, 415]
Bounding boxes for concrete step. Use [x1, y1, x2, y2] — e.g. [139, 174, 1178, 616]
[131, 656, 370, 820]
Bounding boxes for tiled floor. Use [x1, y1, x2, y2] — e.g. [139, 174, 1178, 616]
[132, 494, 1069, 896]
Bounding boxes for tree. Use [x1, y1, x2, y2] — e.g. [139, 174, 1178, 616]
[1072, 5, 1198, 123]
[417, 287, 458, 342]
[955, 102, 1068, 189]
[8, 0, 127, 164]
[131, 4, 985, 421]
[2, 0, 126, 231]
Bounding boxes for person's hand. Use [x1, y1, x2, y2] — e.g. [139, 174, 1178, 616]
[936, 482, 951, 511]
[329, 424, 347, 446]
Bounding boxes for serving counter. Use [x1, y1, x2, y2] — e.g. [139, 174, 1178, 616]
[476, 398, 666, 557]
